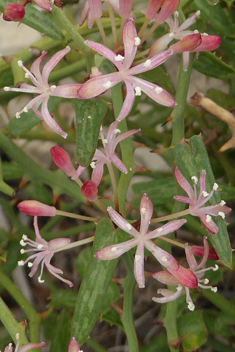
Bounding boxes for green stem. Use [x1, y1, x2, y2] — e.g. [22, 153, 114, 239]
[202, 289, 235, 321]
[51, 5, 94, 71]
[164, 300, 180, 352]
[122, 253, 139, 352]
[151, 209, 190, 223]
[171, 55, 193, 146]
[0, 270, 41, 344]
[107, 162, 119, 211]
[56, 210, 99, 222]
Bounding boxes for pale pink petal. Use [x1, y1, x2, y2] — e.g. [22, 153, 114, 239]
[42, 47, 71, 85]
[198, 213, 218, 234]
[185, 243, 198, 271]
[18, 342, 46, 352]
[91, 160, 105, 186]
[149, 34, 173, 57]
[30, 51, 48, 84]
[117, 80, 136, 121]
[122, 19, 138, 71]
[34, 0, 52, 11]
[134, 243, 145, 288]
[48, 238, 70, 251]
[177, 12, 198, 32]
[174, 166, 195, 199]
[71, 165, 87, 180]
[139, 194, 153, 235]
[152, 286, 183, 303]
[173, 195, 193, 205]
[114, 128, 141, 149]
[46, 261, 74, 287]
[155, 0, 180, 24]
[79, 1, 89, 26]
[88, 0, 102, 21]
[146, 219, 186, 240]
[41, 96, 67, 138]
[145, 241, 179, 271]
[95, 238, 139, 260]
[53, 83, 82, 98]
[197, 237, 209, 270]
[110, 153, 128, 173]
[85, 40, 121, 69]
[143, 0, 164, 20]
[107, 207, 140, 238]
[153, 270, 179, 285]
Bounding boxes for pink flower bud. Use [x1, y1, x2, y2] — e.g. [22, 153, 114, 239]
[191, 245, 219, 261]
[81, 180, 98, 202]
[169, 265, 198, 288]
[191, 35, 222, 52]
[3, 3, 25, 22]
[68, 337, 82, 352]
[50, 146, 76, 177]
[170, 34, 202, 54]
[17, 200, 57, 217]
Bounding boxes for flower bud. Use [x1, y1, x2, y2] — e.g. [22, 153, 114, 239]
[50, 146, 76, 177]
[170, 34, 202, 54]
[191, 245, 219, 261]
[191, 35, 222, 52]
[17, 200, 57, 217]
[3, 3, 25, 22]
[169, 265, 198, 288]
[81, 180, 98, 202]
[68, 337, 82, 352]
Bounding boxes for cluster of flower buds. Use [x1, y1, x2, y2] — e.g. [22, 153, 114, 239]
[3, 0, 52, 22]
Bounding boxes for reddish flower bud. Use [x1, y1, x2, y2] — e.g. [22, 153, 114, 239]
[191, 245, 219, 261]
[68, 337, 82, 352]
[81, 180, 98, 202]
[50, 146, 76, 177]
[191, 35, 222, 52]
[169, 265, 198, 288]
[18, 200, 57, 217]
[170, 34, 202, 54]
[3, 3, 25, 22]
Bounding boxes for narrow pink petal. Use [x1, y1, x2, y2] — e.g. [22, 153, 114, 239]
[42, 47, 71, 85]
[146, 219, 186, 240]
[148, 34, 172, 57]
[19, 342, 46, 352]
[122, 19, 138, 71]
[118, 0, 133, 18]
[134, 243, 145, 288]
[18, 83, 41, 94]
[95, 238, 139, 260]
[117, 80, 135, 121]
[145, 241, 179, 271]
[153, 270, 179, 285]
[48, 238, 70, 251]
[28, 251, 47, 277]
[85, 40, 122, 69]
[144, 0, 164, 20]
[78, 73, 121, 99]
[79, 1, 89, 26]
[41, 97, 67, 138]
[152, 287, 183, 303]
[127, 76, 176, 107]
[34, 0, 52, 11]
[34, 216, 47, 244]
[110, 153, 128, 173]
[91, 160, 105, 186]
[155, 0, 180, 24]
[197, 237, 209, 269]
[168, 265, 198, 288]
[46, 262, 74, 287]
[128, 49, 173, 75]
[139, 194, 153, 235]
[199, 204, 231, 216]
[173, 195, 193, 205]
[174, 166, 195, 199]
[199, 170, 207, 193]
[30, 51, 48, 84]
[88, 0, 102, 20]
[185, 243, 198, 271]
[114, 128, 141, 149]
[177, 12, 198, 32]
[199, 214, 218, 234]
[71, 165, 87, 180]
[108, 207, 140, 238]
[53, 84, 82, 98]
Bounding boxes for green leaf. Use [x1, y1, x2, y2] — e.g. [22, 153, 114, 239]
[193, 0, 235, 37]
[71, 218, 119, 345]
[0, 0, 64, 41]
[24, 181, 53, 205]
[2, 162, 24, 180]
[178, 310, 207, 352]
[174, 136, 232, 267]
[101, 307, 123, 329]
[0, 181, 14, 196]
[193, 52, 235, 79]
[50, 290, 77, 308]
[49, 311, 71, 352]
[76, 246, 92, 278]
[75, 99, 107, 167]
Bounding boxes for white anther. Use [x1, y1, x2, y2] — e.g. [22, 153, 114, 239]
[23, 107, 28, 113]
[206, 215, 212, 223]
[16, 112, 21, 119]
[193, 29, 199, 34]
[176, 285, 182, 291]
[18, 260, 25, 266]
[38, 277, 45, 283]
[114, 129, 121, 134]
[102, 138, 108, 145]
[202, 191, 209, 197]
[22, 234, 27, 240]
[20, 240, 26, 246]
[135, 86, 142, 96]
[202, 32, 209, 36]
[3, 87, 10, 91]
[196, 10, 201, 16]
[154, 87, 163, 94]
[129, 167, 132, 171]
[50, 85, 56, 91]
[188, 302, 195, 311]
[25, 72, 30, 78]
[161, 256, 168, 262]
[87, 115, 91, 119]
[203, 278, 209, 284]
[169, 32, 175, 38]
[211, 287, 217, 292]
[37, 244, 43, 249]
[18, 60, 23, 67]
[90, 161, 96, 169]
[134, 37, 141, 46]
[144, 59, 151, 67]
[111, 247, 118, 252]
[213, 183, 218, 191]
[174, 11, 179, 16]
[213, 264, 219, 271]
[218, 211, 225, 219]
[16, 333, 20, 340]
[157, 228, 163, 233]
[220, 200, 226, 206]
[115, 54, 124, 61]
[103, 80, 112, 89]
[126, 223, 132, 230]
[28, 262, 33, 267]
[191, 176, 198, 184]
[141, 207, 146, 214]
[135, 254, 141, 261]
[20, 249, 25, 254]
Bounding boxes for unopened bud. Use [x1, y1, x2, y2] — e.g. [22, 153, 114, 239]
[191, 245, 219, 260]
[191, 35, 222, 52]
[3, 3, 25, 22]
[81, 180, 98, 202]
[169, 265, 198, 288]
[50, 146, 76, 177]
[17, 200, 57, 217]
[170, 34, 202, 54]
[68, 337, 82, 352]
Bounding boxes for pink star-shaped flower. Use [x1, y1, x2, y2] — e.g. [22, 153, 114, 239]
[153, 237, 218, 311]
[95, 193, 186, 288]
[18, 216, 73, 287]
[173, 166, 231, 234]
[4, 46, 81, 138]
[77, 18, 176, 121]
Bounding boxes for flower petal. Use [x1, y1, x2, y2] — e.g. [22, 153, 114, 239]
[42, 47, 71, 85]
[146, 219, 186, 240]
[41, 96, 68, 138]
[108, 207, 140, 238]
[152, 286, 183, 303]
[153, 270, 179, 285]
[174, 166, 195, 199]
[117, 80, 136, 121]
[122, 18, 138, 71]
[145, 241, 179, 271]
[134, 243, 145, 288]
[139, 194, 153, 235]
[85, 40, 122, 69]
[95, 238, 139, 260]
[53, 83, 82, 98]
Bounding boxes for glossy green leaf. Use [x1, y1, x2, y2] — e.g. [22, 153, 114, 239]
[2, 162, 24, 180]
[75, 99, 107, 167]
[0, 181, 14, 197]
[178, 310, 207, 352]
[0, 0, 63, 41]
[193, 0, 235, 37]
[71, 218, 119, 345]
[174, 136, 232, 267]
[193, 52, 235, 79]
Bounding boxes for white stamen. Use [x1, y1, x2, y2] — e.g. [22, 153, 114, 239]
[202, 191, 209, 197]
[218, 211, 225, 219]
[157, 228, 163, 233]
[28, 262, 33, 267]
[144, 59, 151, 67]
[23, 107, 28, 113]
[50, 85, 56, 91]
[20, 249, 25, 254]
[16, 333, 20, 340]
[202, 32, 209, 36]
[115, 54, 124, 61]
[20, 240, 26, 246]
[129, 167, 132, 171]
[103, 81, 112, 89]
[191, 176, 198, 184]
[111, 247, 118, 252]
[87, 115, 91, 119]
[213, 183, 218, 191]
[176, 285, 182, 291]
[203, 278, 209, 284]
[206, 215, 212, 223]
[213, 264, 219, 271]
[169, 32, 174, 38]
[161, 256, 168, 262]
[18, 260, 25, 266]
[220, 200, 226, 206]
[196, 10, 201, 16]
[174, 11, 179, 16]
[16, 112, 21, 119]
[134, 37, 141, 46]
[18, 60, 23, 67]
[193, 29, 199, 34]
[154, 87, 163, 94]
[38, 277, 45, 283]
[22, 234, 27, 240]
[211, 287, 217, 292]
[37, 244, 43, 249]
[135, 86, 142, 96]
[114, 129, 121, 134]
[25, 72, 30, 78]
[188, 302, 195, 311]
[3, 87, 10, 91]
[102, 138, 108, 145]
[126, 223, 132, 230]
[141, 207, 146, 214]
[135, 254, 141, 261]
[90, 161, 96, 169]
